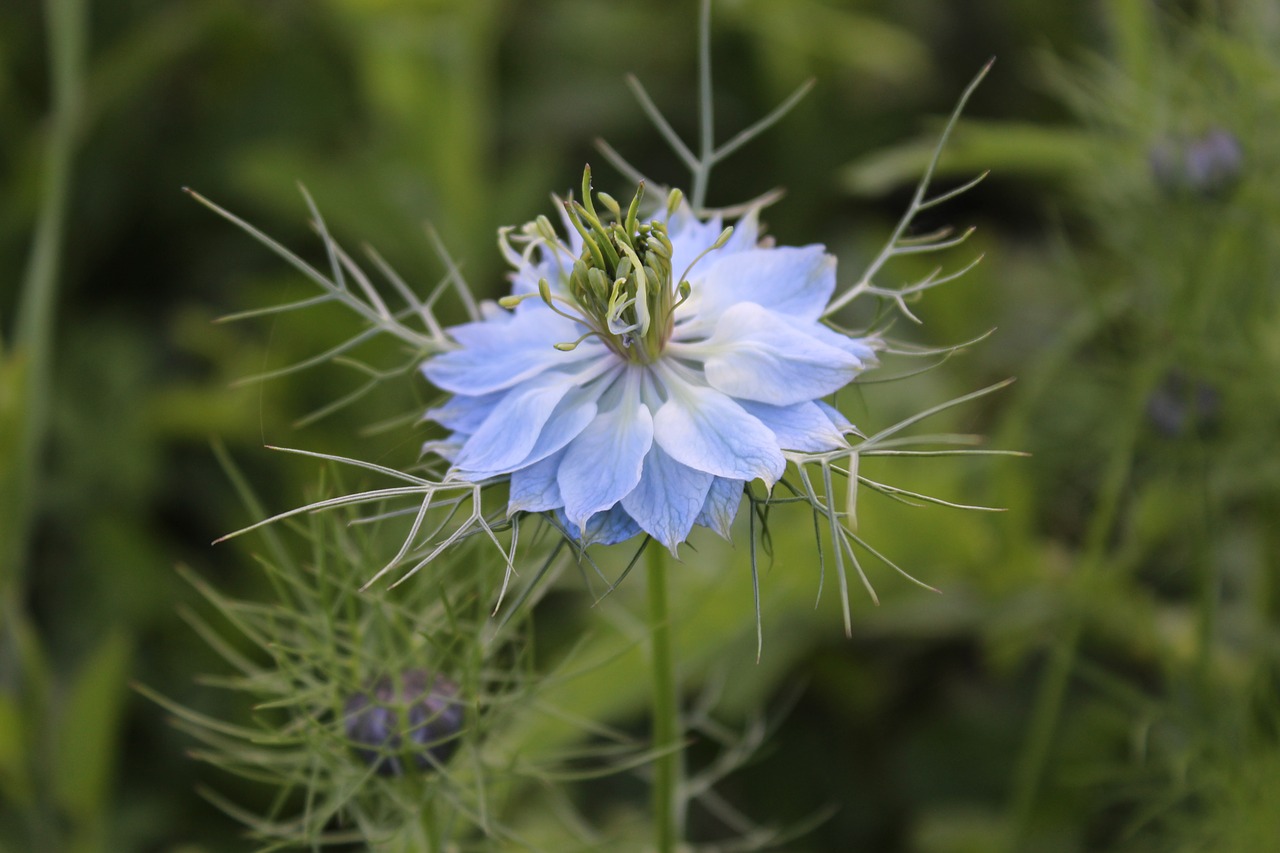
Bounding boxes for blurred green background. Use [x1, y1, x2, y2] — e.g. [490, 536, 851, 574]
[4, 0, 1280, 850]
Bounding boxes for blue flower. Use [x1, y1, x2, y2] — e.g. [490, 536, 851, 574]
[422, 176, 880, 553]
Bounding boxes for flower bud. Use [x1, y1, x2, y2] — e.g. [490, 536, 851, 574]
[1149, 126, 1243, 199]
[1147, 370, 1220, 438]
[1184, 127, 1243, 198]
[343, 669, 464, 776]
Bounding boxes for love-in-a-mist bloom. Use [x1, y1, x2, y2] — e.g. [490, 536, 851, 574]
[422, 172, 880, 553]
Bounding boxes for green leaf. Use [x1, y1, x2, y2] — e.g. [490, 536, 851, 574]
[0, 350, 29, 585]
[0, 585, 51, 812]
[841, 121, 1101, 197]
[0, 693, 31, 808]
[731, 0, 930, 85]
[52, 630, 133, 821]
[1104, 0, 1158, 87]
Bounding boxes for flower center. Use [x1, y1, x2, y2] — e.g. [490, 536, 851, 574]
[500, 168, 733, 364]
[561, 172, 679, 365]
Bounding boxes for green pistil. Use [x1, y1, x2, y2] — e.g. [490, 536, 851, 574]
[562, 168, 678, 365]
[507, 168, 734, 364]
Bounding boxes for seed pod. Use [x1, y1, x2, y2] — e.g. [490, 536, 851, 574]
[343, 669, 464, 776]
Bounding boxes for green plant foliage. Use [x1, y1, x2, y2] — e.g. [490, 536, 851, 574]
[52, 631, 132, 846]
[2, 0, 1279, 850]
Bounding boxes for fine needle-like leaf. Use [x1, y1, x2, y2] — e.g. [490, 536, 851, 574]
[863, 377, 1015, 447]
[625, 74, 699, 172]
[825, 59, 994, 318]
[748, 501, 763, 662]
[712, 78, 816, 162]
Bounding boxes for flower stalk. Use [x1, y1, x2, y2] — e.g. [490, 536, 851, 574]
[647, 540, 681, 853]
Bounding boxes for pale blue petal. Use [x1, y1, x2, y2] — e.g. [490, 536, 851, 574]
[667, 204, 759, 285]
[504, 201, 578, 303]
[796, 318, 880, 367]
[651, 372, 785, 485]
[678, 245, 835, 330]
[831, 334, 880, 365]
[424, 391, 504, 433]
[666, 200, 712, 235]
[621, 445, 714, 554]
[507, 449, 565, 514]
[694, 477, 745, 539]
[738, 400, 848, 452]
[508, 386, 601, 470]
[509, 264, 544, 298]
[667, 204, 725, 277]
[444, 301, 515, 346]
[511, 251, 578, 307]
[476, 299, 510, 322]
[817, 400, 854, 433]
[453, 373, 578, 476]
[718, 206, 759, 255]
[584, 505, 644, 545]
[557, 382, 654, 529]
[691, 303, 863, 406]
[424, 307, 604, 395]
[555, 504, 642, 547]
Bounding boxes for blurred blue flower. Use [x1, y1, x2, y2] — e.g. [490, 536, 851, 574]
[423, 176, 879, 553]
[1149, 126, 1244, 199]
[1147, 370, 1221, 439]
[344, 669, 464, 777]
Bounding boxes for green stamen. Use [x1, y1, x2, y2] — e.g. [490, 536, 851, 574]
[548, 169, 682, 364]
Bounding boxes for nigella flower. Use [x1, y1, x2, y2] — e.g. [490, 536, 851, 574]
[421, 170, 881, 553]
[344, 669, 464, 776]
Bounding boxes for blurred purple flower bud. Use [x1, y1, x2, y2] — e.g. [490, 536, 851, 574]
[1149, 127, 1243, 199]
[1147, 371, 1220, 438]
[1184, 127, 1243, 197]
[343, 669, 464, 776]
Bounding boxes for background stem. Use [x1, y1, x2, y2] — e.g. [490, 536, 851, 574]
[2, 0, 86, 595]
[648, 541, 681, 853]
[2, 4, 86, 849]
[1006, 356, 1166, 848]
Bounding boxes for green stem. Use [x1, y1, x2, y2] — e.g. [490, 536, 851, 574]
[2, 4, 85, 851]
[2, 0, 85, 593]
[690, 0, 714, 211]
[1006, 356, 1165, 849]
[647, 541, 681, 853]
[421, 794, 442, 853]
[1190, 429, 1216, 703]
[383, 785, 442, 852]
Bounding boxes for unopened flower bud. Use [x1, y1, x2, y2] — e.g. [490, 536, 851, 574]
[1147, 370, 1220, 438]
[1184, 127, 1243, 198]
[1149, 126, 1243, 199]
[343, 669, 463, 776]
